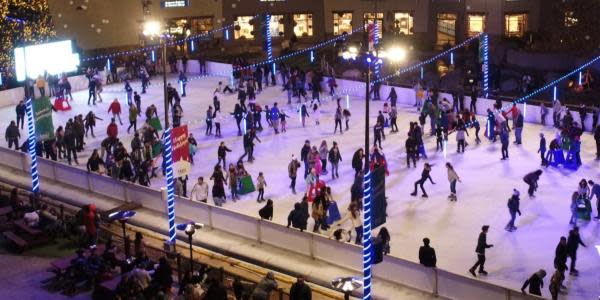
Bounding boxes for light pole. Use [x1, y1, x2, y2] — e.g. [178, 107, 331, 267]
[331, 276, 363, 300]
[143, 21, 170, 129]
[143, 21, 177, 247]
[176, 222, 204, 273]
[108, 210, 136, 258]
[341, 45, 405, 300]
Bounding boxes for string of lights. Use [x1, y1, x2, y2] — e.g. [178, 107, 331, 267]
[233, 26, 365, 72]
[372, 33, 482, 85]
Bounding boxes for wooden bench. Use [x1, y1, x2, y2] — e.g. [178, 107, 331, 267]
[3, 231, 28, 252]
[14, 219, 43, 236]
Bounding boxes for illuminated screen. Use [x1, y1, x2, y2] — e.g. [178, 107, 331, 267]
[14, 40, 80, 82]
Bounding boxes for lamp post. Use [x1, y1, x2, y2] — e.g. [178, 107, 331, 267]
[108, 210, 136, 258]
[176, 222, 204, 273]
[331, 276, 363, 300]
[143, 21, 177, 247]
[341, 45, 405, 300]
[143, 21, 170, 129]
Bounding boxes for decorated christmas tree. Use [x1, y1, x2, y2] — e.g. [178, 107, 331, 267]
[0, 0, 55, 81]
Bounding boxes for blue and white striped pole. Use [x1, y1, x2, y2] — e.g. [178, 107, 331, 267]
[482, 34, 489, 98]
[363, 169, 372, 300]
[25, 99, 40, 194]
[163, 127, 176, 243]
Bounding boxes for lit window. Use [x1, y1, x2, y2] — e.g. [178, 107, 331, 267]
[564, 11, 578, 27]
[293, 14, 313, 37]
[364, 12, 384, 38]
[235, 16, 254, 40]
[168, 18, 188, 35]
[191, 17, 213, 35]
[393, 12, 413, 35]
[333, 12, 353, 36]
[467, 14, 485, 37]
[269, 15, 285, 38]
[437, 13, 457, 47]
[505, 13, 527, 37]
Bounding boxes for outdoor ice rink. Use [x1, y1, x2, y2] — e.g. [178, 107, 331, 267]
[2, 75, 598, 299]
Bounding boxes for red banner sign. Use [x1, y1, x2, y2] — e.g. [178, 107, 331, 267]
[172, 125, 191, 177]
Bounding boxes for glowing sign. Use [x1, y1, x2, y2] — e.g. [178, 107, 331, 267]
[14, 40, 80, 81]
[161, 0, 189, 8]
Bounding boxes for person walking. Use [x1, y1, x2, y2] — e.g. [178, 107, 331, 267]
[127, 104, 138, 133]
[456, 122, 468, 153]
[554, 236, 568, 272]
[288, 155, 301, 194]
[500, 126, 509, 160]
[351, 148, 364, 177]
[549, 268, 564, 300]
[328, 142, 342, 179]
[205, 106, 213, 136]
[521, 269, 546, 296]
[538, 133, 547, 166]
[418, 238, 437, 267]
[446, 163, 460, 201]
[5, 121, 20, 150]
[300, 104, 309, 127]
[469, 225, 493, 277]
[514, 111, 524, 144]
[256, 172, 267, 203]
[405, 135, 418, 168]
[319, 140, 329, 175]
[389, 106, 398, 133]
[190, 177, 209, 203]
[15, 101, 25, 130]
[217, 142, 232, 170]
[566, 226, 586, 276]
[334, 106, 343, 134]
[301, 140, 311, 178]
[373, 120, 384, 149]
[108, 98, 123, 125]
[505, 189, 522, 232]
[210, 165, 227, 207]
[523, 170, 543, 198]
[411, 163, 435, 198]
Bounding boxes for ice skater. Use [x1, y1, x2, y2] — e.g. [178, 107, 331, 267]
[500, 126, 509, 160]
[256, 172, 267, 203]
[523, 170, 542, 198]
[411, 163, 435, 198]
[538, 133, 547, 166]
[446, 163, 460, 201]
[505, 189, 522, 232]
[566, 226, 586, 276]
[521, 269, 546, 296]
[288, 155, 301, 194]
[334, 106, 343, 134]
[469, 225, 493, 277]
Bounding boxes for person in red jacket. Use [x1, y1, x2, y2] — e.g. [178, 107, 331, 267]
[107, 118, 118, 140]
[108, 98, 123, 125]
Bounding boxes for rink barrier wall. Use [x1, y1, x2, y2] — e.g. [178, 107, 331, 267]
[0, 72, 105, 108]
[0, 146, 544, 300]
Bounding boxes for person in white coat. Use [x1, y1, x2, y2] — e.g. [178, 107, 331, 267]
[190, 177, 209, 203]
[446, 162, 461, 201]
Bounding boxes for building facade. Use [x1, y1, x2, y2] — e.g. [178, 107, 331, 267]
[49, 0, 541, 51]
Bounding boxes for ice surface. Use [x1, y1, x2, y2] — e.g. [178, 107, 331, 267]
[1, 75, 598, 299]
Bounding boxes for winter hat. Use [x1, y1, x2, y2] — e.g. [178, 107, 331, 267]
[481, 225, 490, 231]
[513, 189, 520, 197]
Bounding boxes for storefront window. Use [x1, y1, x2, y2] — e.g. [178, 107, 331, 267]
[269, 15, 285, 38]
[437, 13, 457, 47]
[333, 12, 353, 36]
[293, 14, 313, 37]
[505, 13, 527, 37]
[393, 12, 413, 35]
[235, 16, 254, 40]
[467, 14, 485, 37]
[191, 17, 213, 35]
[364, 12, 383, 38]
